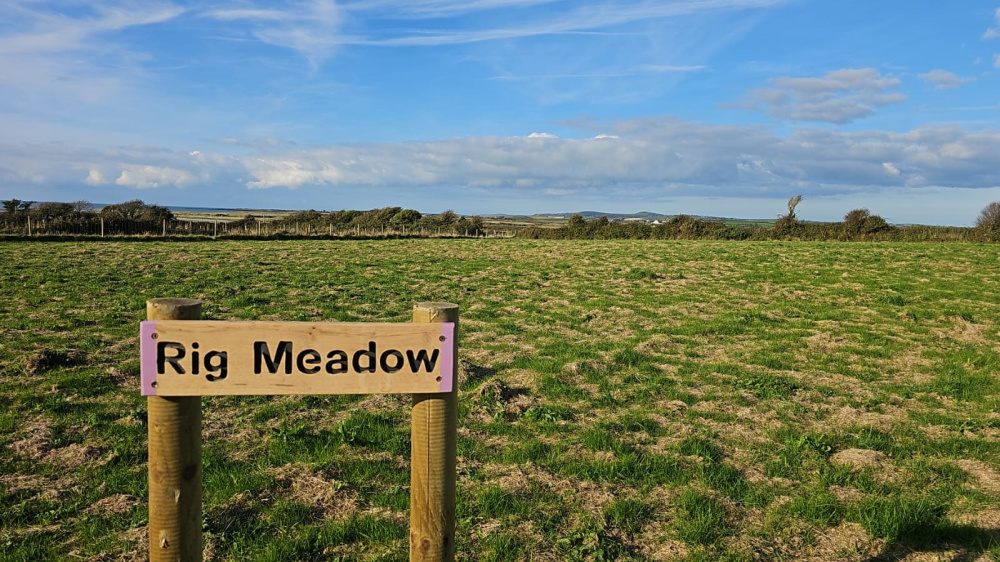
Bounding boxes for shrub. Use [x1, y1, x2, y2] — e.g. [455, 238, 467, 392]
[101, 200, 174, 222]
[976, 201, 1000, 242]
[844, 208, 871, 234]
[844, 208, 891, 236]
[390, 209, 421, 226]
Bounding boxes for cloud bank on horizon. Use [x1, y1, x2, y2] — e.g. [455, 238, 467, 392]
[1, 0, 999, 225]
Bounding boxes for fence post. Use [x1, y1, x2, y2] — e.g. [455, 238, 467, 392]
[101, 217, 104, 238]
[146, 298, 203, 562]
[213, 220, 217, 239]
[27, 216, 31, 237]
[163, 219, 167, 237]
[410, 302, 458, 562]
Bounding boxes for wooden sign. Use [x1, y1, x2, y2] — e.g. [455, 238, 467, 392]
[140, 320, 455, 396]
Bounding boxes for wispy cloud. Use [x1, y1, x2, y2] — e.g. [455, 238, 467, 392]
[0, 3, 184, 55]
[730, 68, 907, 124]
[341, 0, 561, 19]
[352, 0, 782, 46]
[984, 7, 1000, 39]
[203, 0, 344, 66]
[917, 69, 970, 90]
[0, 2, 185, 105]
[492, 65, 706, 80]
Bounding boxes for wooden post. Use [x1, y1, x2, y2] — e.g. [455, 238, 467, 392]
[257, 221, 261, 237]
[101, 217, 104, 237]
[213, 220, 217, 238]
[27, 216, 31, 237]
[163, 219, 167, 237]
[146, 298, 203, 562]
[410, 302, 458, 562]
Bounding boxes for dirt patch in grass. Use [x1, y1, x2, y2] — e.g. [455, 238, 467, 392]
[9, 419, 53, 460]
[47, 442, 103, 468]
[85, 494, 141, 515]
[932, 316, 990, 345]
[830, 448, 890, 472]
[267, 463, 358, 521]
[0, 473, 53, 494]
[803, 521, 880, 560]
[113, 527, 149, 562]
[826, 406, 904, 433]
[956, 460, 1000, 494]
[951, 508, 1000, 530]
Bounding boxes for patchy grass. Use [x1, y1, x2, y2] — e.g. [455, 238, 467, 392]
[1, 239, 1000, 560]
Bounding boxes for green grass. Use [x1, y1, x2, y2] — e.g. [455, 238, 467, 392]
[2, 239, 1000, 560]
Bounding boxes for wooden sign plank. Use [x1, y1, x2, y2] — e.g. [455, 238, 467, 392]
[140, 321, 455, 396]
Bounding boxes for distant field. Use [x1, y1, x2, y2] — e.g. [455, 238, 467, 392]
[1, 239, 999, 561]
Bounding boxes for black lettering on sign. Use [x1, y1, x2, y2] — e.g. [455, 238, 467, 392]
[157, 342, 186, 374]
[204, 351, 228, 381]
[325, 350, 348, 374]
[353, 341, 376, 373]
[255, 341, 292, 374]
[380, 350, 404, 373]
[407, 349, 439, 373]
[297, 349, 321, 374]
[191, 342, 200, 375]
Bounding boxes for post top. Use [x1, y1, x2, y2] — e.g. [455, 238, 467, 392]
[148, 298, 202, 307]
[413, 302, 459, 311]
[147, 298, 202, 321]
[413, 302, 459, 323]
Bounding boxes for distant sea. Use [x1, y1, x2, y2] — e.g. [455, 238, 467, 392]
[93, 204, 285, 214]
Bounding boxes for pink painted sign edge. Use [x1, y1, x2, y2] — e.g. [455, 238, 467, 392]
[440, 322, 455, 393]
[140, 321, 158, 396]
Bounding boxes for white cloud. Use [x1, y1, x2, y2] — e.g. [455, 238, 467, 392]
[995, 53, 1000, 68]
[4, 118, 1000, 203]
[527, 132, 558, 138]
[918, 69, 967, 90]
[733, 68, 907, 123]
[85, 169, 106, 186]
[115, 165, 196, 189]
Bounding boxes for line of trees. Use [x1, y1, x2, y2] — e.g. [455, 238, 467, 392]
[233, 207, 486, 235]
[2, 196, 999, 242]
[517, 198, 999, 242]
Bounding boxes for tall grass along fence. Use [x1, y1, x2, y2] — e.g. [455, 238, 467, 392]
[0, 217, 515, 240]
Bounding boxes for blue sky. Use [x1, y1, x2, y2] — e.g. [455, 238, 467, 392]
[1, 0, 999, 224]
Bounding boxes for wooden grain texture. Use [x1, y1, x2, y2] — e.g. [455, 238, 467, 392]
[140, 321, 452, 396]
[146, 298, 203, 562]
[410, 303, 459, 562]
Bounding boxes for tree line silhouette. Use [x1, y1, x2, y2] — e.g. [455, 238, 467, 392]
[1, 197, 998, 242]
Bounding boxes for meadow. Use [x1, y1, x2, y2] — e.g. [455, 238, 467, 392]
[1, 239, 999, 561]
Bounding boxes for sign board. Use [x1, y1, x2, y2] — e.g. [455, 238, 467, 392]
[140, 320, 455, 396]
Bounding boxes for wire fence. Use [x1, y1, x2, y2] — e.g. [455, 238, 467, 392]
[0, 217, 517, 240]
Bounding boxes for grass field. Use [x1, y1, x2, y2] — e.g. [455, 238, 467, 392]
[1, 239, 999, 561]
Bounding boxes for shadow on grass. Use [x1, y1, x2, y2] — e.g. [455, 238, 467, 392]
[864, 524, 1000, 561]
